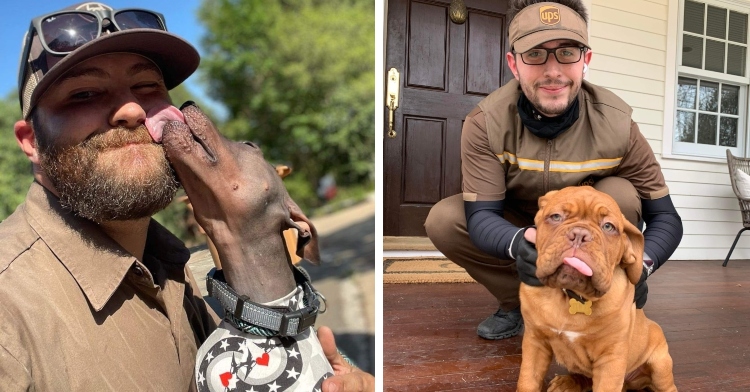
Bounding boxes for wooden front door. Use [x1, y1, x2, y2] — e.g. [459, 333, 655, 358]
[384, 0, 512, 236]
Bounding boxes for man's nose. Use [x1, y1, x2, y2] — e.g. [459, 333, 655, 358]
[542, 52, 563, 75]
[110, 100, 147, 129]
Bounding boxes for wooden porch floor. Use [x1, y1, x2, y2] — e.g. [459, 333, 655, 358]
[384, 260, 750, 391]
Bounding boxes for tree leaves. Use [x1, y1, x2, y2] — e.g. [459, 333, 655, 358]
[0, 93, 33, 220]
[198, 0, 375, 207]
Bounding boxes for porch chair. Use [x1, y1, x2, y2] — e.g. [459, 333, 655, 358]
[723, 149, 750, 266]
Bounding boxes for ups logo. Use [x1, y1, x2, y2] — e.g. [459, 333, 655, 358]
[539, 6, 561, 25]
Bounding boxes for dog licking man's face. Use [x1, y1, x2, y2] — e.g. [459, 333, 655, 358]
[532, 186, 644, 299]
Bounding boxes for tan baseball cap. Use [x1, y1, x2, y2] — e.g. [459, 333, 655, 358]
[18, 2, 199, 119]
[509, 2, 589, 53]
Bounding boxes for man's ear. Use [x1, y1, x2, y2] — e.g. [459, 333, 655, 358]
[506, 51, 520, 80]
[14, 120, 40, 165]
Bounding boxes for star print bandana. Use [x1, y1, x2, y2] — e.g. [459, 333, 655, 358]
[196, 287, 334, 391]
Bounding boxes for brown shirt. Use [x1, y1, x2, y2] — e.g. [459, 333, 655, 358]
[462, 79, 669, 204]
[0, 182, 219, 391]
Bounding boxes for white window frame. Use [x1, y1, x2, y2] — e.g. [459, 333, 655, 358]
[664, 0, 750, 161]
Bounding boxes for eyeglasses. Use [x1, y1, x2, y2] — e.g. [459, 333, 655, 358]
[30, 8, 166, 55]
[515, 46, 586, 65]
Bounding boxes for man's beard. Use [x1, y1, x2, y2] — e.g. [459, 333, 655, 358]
[521, 76, 578, 117]
[38, 125, 179, 222]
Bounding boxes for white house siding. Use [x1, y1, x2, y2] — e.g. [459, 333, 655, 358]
[588, 0, 746, 260]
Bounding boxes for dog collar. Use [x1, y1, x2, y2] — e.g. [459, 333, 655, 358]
[564, 289, 593, 315]
[206, 265, 324, 337]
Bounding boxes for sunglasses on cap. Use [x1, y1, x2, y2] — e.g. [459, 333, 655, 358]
[18, 7, 167, 95]
[31, 8, 166, 54]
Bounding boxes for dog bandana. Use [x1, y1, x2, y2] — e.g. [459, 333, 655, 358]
[196, 287, 334, 391]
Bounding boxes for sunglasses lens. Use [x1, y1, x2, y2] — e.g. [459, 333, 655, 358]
[114, 11, 164, 31]
[41, 13, 99, 53]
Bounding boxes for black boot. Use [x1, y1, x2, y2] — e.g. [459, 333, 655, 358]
[477, 306, 523, 340]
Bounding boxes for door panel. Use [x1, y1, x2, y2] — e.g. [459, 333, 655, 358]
[385, 0, 511, 236]
[407, 2, 448, 90]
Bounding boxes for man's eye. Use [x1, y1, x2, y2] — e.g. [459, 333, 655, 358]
[70, 91, 97, 100]
[527, 50, 543, 58]
[135, 83, 160, 91]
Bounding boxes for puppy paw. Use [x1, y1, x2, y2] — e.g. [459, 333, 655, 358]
[548, 374, 591, 392]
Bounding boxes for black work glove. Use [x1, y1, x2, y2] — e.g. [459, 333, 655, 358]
[634, 266, 648, 309]
[512, 228, 543, 287]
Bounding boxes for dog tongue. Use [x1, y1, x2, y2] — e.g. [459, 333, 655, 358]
[563, 257, 593, 276]
[145, 105, 185, 143]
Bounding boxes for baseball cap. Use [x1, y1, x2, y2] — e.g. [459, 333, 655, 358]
[509, 2, 589, 53]
[18, 2, 200, 119]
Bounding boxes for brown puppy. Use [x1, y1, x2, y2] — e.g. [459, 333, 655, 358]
[516, 186, 677, 392]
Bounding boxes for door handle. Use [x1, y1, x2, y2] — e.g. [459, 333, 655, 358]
[386, 68, 400, 138]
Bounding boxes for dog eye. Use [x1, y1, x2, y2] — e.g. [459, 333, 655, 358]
[602, 222, 615, 232]
[549, 213, 562, 222]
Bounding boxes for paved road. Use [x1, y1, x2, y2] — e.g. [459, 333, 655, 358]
[187, 195, 375, 375]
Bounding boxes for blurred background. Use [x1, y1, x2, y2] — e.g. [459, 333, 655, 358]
[0, 0, 375, 375]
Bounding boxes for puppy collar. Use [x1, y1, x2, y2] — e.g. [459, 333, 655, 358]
[206, 266, 323, 336]
[564, 288, 587, 303]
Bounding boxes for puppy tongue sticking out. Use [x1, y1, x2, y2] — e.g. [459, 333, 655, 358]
[145, 105, 185, 142]
[563, 256, 593, 277]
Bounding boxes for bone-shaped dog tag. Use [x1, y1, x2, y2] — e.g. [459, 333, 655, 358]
[569, 298, 592, 315]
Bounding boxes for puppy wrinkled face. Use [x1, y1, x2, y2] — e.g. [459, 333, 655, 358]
[533, 186, 638, 299]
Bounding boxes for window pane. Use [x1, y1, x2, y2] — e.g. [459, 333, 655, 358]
[720, 117, 738, 147]
[721, 84, 740, 114]
[727, 44, 746, 76]
[707, 5, 727, 39]
[682, 34, 703, 68]
[675, 110, 696, 142]
[684, 0, 705, 34]
[678, 77, 698, 109]
[697, 113, 718, 145]
[729, 10, 748, 43]
[699, 81, 719, 112]
[705, 39, 725, 72]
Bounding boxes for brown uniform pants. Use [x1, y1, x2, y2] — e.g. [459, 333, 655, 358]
[424, 177, 641, 312]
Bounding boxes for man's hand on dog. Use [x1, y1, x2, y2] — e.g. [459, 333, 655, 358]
[318, 327, 375, 392]
[515, 227, 543, 286]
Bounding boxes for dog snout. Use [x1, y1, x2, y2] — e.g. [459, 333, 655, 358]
[567, 227, 592, 248]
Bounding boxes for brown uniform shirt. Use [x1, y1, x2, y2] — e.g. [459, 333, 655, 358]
[0, 182, 219, 391]
[462, 79, 669, 205]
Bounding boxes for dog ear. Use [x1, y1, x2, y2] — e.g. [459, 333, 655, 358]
[620, 215, 644, 285]
[537, 190, 559, 210]
[535, 190, 560, 226]
[284, 195, 321, 265]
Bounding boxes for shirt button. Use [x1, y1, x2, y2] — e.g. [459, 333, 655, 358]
[133, 266, 144, 277]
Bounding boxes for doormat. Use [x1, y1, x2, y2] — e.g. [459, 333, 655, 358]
[383, 258, 476, 284]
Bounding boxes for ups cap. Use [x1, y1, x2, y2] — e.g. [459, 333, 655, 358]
[509, 2, 589, 53]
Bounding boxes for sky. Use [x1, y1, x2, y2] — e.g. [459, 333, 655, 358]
[1, 0, 225, 116]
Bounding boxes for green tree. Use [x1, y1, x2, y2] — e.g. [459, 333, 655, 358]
[0, 93, 34, 220]
[198, 0, 375, 209]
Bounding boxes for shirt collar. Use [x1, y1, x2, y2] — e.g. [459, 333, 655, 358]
[22, 182, 190, 311]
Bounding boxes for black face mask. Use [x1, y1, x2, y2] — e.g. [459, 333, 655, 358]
[517, 93, 579, 139]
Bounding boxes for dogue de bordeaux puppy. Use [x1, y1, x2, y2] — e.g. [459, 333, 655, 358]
[516, 186, 677, 392]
